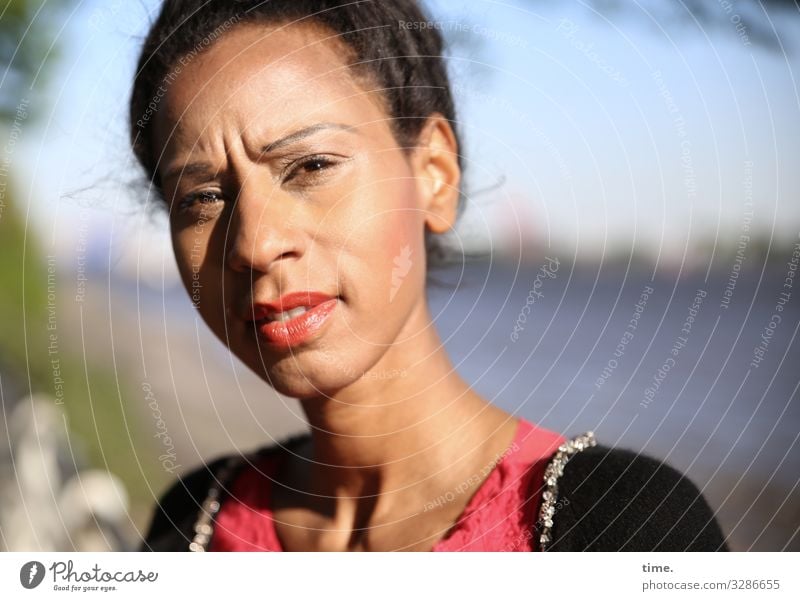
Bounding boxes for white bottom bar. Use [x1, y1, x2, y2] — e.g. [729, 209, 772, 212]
[1, 552, 797, 600]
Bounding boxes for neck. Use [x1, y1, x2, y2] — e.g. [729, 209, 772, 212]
[296, 301, 513, 497]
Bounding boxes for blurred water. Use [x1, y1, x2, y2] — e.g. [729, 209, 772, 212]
[428, 260, 800, 550]
[122, 258, 799, 550]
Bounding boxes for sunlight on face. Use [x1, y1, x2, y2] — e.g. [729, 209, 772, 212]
[155, 23, 435, 399]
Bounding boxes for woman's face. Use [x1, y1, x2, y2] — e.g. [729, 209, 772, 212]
[154, 23, 458, 398]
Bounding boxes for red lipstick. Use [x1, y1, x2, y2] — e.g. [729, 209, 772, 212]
[249, 291, 338, 348]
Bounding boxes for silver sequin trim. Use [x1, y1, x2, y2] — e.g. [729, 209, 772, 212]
[189, 456, 243, 552]
[537, 431, 597, 552]
[190, 433, 597, 552]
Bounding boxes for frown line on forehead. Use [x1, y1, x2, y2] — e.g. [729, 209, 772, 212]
[162, 121, 360, 184]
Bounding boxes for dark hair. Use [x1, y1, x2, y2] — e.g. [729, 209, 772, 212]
[129, 0, 464, 263]
[129, 0, 464, 266]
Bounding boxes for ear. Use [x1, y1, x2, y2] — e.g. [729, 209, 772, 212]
[412, 114, 461, 234]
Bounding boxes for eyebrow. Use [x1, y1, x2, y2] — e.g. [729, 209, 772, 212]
[261, 122, 358, 153]
[163, 122, 357, 184]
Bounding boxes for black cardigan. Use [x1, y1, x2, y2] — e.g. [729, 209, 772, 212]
[140, 434, 728, 552]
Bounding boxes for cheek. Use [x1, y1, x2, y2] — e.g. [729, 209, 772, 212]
[171, 230, 196, 289]
[378, 179, 426, 265]
[379, 212, 424, 273]
[171, 224, 223, 318]
[343, 179, 426, 306]
[383, 211, 427, 305]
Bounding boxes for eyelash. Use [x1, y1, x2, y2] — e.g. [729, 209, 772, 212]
[281, 154, 339, 183]
[176, 190, 223, 214]
[176, 155, 342, 213]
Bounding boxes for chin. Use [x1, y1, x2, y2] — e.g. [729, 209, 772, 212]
[232, 325, 391, 399]
[261, 373, 354, 401]
[250, 355, 361, 400]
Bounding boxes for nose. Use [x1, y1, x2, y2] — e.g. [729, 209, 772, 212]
[225, 183, 300, 274]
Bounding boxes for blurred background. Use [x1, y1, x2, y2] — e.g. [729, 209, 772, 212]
[1, 0, 798, 551]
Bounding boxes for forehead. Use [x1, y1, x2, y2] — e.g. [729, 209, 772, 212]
[155, 22, 383, 147]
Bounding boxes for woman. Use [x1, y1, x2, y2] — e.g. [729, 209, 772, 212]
[130, 0, 727, 552]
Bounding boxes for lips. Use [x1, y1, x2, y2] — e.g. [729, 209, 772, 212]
[248, 291, 338, 348]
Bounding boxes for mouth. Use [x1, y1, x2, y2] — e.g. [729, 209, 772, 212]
[248, 291, 339, 349]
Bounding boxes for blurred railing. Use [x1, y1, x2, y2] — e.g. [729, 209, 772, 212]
[0, 395, 131, 551]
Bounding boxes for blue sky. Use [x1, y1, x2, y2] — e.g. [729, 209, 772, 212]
[16, 0, 800, 279]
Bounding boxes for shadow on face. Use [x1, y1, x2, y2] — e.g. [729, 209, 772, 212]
[154, 22, 460, 399]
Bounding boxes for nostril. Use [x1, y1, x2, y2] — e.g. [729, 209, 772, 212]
[224, 243, 253, 273]
[275, 250, 296, 262]
[225, 239, 300, 274]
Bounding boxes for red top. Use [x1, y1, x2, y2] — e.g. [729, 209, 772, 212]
[209, 419, 565, 551]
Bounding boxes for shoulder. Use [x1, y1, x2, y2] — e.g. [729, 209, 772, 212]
[138, 453, 239, 551]
[139, 432, 310, 551]
[547, 443, 728, 551]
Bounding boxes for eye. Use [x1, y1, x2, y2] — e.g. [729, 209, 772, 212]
[176, 190, 224, 213]
[283, 155, 338, 184]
